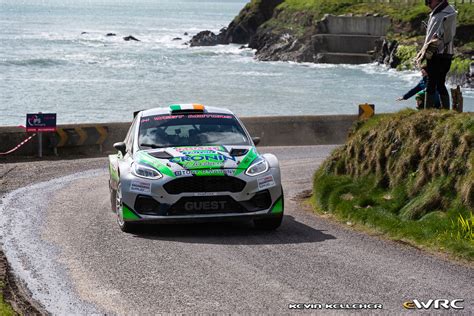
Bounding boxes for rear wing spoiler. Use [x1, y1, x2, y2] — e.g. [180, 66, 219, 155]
[133, 110, 143, 118]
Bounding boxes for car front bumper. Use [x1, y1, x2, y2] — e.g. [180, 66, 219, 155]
[119, 168, 283, 223]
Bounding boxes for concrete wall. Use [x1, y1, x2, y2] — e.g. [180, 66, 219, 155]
[0, 115, 357, 157]
[312, 34, 382, 54]
[320, 15, 390, 36]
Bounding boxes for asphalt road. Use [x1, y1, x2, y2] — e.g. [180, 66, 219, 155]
[1, 146, 473, 314]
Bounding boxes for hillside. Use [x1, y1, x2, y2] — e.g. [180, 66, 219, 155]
[312, 110, 474, 259]
[191, 0, 473, 85]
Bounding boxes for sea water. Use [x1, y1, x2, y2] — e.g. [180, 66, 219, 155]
[1, 0, 473, 126]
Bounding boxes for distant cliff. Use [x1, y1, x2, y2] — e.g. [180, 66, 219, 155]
[191, 0, 473, 85]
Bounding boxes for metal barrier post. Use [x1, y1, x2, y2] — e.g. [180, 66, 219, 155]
[38, 131, 43, 158]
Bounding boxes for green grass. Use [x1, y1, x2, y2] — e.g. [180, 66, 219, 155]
[449, 56, 471, 76]
[456, 3, 474, 26]
[279, 0, 428, 22]
[0, 298, 15, 316]
[312, 110, 474, 260]
[277, 0, 472, 26]
[0, 281, 15, 316]
[395, 45, 418, 70]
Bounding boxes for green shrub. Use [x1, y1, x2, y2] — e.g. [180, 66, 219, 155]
[395, 45, 418, 70]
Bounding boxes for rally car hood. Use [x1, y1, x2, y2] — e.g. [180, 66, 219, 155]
[133, 145, 259, 177]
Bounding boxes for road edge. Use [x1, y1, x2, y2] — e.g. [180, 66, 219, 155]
[0, 250, 46, 315]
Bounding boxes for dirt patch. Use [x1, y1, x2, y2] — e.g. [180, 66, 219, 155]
[0, 251, 46, 315]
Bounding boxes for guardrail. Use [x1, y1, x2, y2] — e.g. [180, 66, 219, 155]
[0, 115, 358, 158]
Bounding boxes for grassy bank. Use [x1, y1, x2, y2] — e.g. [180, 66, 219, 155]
[279, 0, 428, 22]
[395, 45, 471, 78]
[0, 296, 15, 316]
[312, 110, 474, 260]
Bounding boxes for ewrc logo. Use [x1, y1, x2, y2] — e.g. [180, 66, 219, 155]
[403, 299, 464, 310]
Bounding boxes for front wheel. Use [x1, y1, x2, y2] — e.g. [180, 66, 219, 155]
[254, 213, 283, 230]
[110, 186, 117, 212]
[116, 182, 138, 233]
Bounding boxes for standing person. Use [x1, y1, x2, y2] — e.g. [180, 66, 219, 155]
[418, 0, 457, 109]
[397, 65, 441, 109]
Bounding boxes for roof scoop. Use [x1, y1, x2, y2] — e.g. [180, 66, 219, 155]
[149, 151, 174, 159]
[229, 148, 248, 156]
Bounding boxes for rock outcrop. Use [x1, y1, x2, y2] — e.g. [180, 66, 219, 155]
[374, 39, 400, 68]
[190, 0, 284, 47]
[123, 35, 140, 42]
[191, 0, 389, 64]
[189, 30, 226, 47]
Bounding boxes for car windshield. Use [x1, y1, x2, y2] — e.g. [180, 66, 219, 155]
[138, 113, 251, 148]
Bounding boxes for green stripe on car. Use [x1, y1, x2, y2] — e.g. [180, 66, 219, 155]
[271, 197, 283, 213]
[234, 147, 258, 176]
[122, 204, 141, 220]
[136, 152, 176, 178]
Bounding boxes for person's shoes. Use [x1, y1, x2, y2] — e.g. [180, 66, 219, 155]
[424, 94, 436, 109]
[440, 94, 450, 110]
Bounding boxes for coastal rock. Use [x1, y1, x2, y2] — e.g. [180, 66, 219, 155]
[374, 39, 399, 68]
[190, 0, 283, 46]
[189, 30, 226, 47]
[224, 0, 283, 44]
[123, 35, 140, 42]
[250, 30, 316, 62]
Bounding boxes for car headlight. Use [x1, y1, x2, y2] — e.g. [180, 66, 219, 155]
[132, 163, 163, 180]
[245, 157, 269, 176]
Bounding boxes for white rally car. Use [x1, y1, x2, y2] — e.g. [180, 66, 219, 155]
[108, 104, 283, 232]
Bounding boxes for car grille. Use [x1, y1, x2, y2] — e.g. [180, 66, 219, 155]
[167, 196, 248, 216]
[163, 176, 246, 194]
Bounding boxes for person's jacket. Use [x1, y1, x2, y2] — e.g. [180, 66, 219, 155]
[424, 1, 457, 55]
[403, 76, 441, 107]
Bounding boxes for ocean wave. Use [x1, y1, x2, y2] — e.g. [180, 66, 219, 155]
[0, 58, 68, 67]
[226, 71, 282, 77]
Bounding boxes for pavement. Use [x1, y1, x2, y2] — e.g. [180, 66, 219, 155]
[0, 145, 473, 314]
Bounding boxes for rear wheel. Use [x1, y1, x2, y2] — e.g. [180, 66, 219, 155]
[116, 182, 138, 233]
[254, 213, 283, 230]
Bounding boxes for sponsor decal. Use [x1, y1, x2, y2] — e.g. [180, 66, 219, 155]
[174, 146, 224, 153]
[403, 299, 464, 310]
[170, 154, 236, 163]
[192, 192, 220, 196]
[130, 180, 152, 194]
[142, 114, 233, 123]
[186, 114, 233, 119]
[184, 201, 227, 211]
[258, 175, 275, 190]
[174, 169, 235, 176]
[289, 303, 383, 310]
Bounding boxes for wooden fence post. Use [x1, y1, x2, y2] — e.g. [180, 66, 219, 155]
[451, 86, 463, 113]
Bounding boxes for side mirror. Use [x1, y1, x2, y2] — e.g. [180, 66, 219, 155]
[252, 137, 261, 146]
[113, 142, 127, 156]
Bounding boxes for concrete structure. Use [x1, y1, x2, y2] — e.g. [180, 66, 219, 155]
[315, 14, 390, 65]
[0, 115, 357, 157]
[320, 14, 391, 36]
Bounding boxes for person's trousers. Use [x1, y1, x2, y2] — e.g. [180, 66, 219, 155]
[425, 55, 452, 109]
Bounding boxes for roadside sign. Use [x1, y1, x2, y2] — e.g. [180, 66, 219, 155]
[26, 113, 57, 132]
[358, 103, 374, 120]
